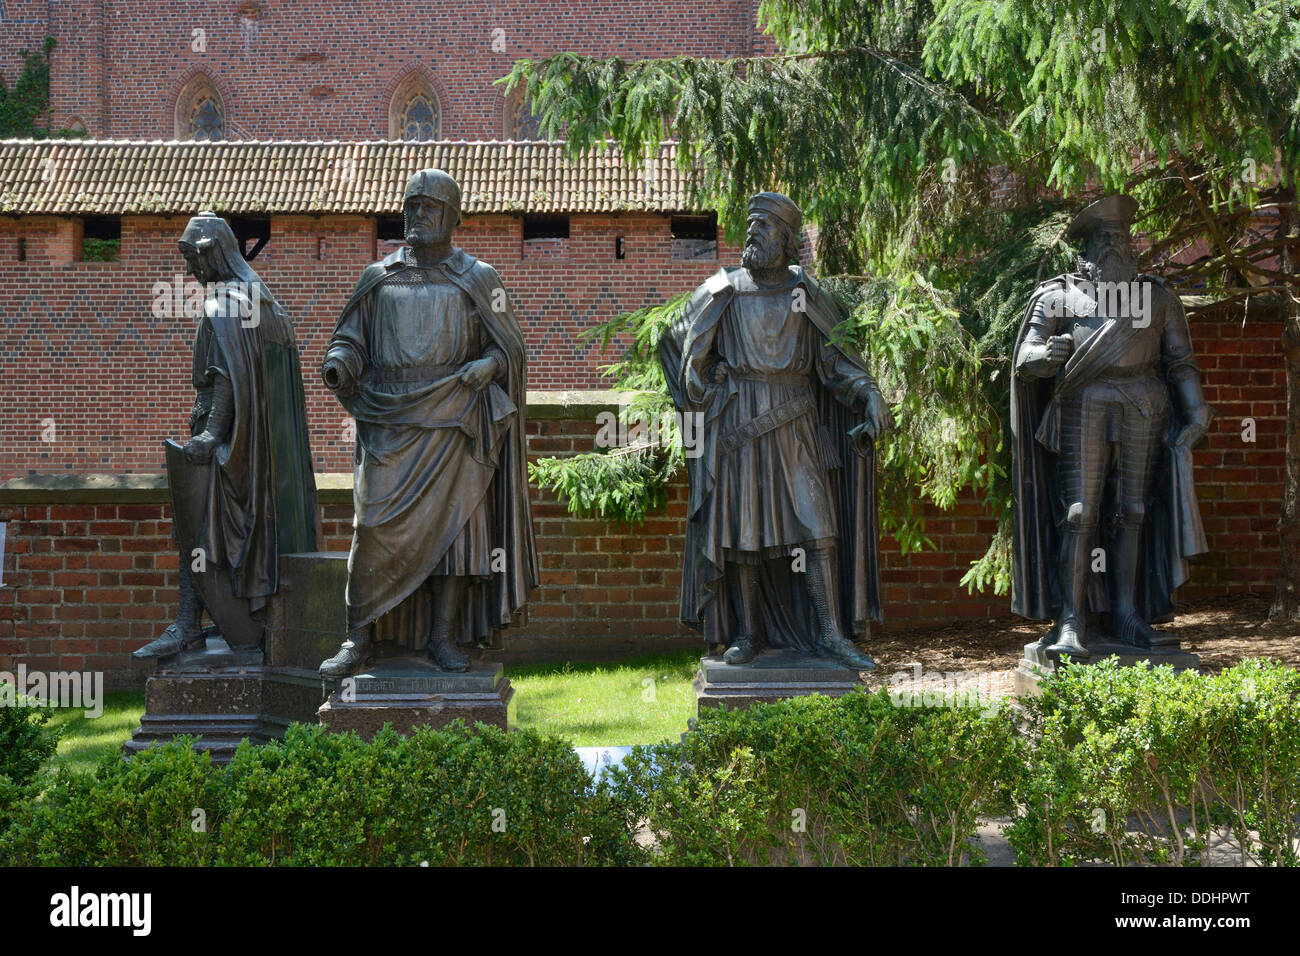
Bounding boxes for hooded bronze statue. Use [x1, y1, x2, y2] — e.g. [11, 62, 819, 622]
[660, 192, 894, 670]
[319, 169, 538, 678]
[133, 211, 320, 660]
[1011, 194, 1212, 658]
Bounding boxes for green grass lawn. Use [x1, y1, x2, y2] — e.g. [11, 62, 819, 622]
[45, 690, 145, 776]
[510, 651, 699, 746]
[44, 652, 701, 770]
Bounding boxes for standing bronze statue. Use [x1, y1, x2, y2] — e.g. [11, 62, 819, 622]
[660, 192, 894, 670]
[134, 211, 320, 660]
[1011, 194, 1212, 658]
[319, 169, 538, 679]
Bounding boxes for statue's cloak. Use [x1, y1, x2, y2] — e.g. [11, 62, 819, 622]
[659, 266, 882, 650]
[197, 285, 319, 610]
[329, 247, 538, 639]
[1010, 274, 1207, 624]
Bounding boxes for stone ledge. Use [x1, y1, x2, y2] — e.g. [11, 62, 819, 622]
[0, 390, 644, 503]
[1, 392, 644, 504]
[0, 472, 169, 504]
[524, 388, 641, 420]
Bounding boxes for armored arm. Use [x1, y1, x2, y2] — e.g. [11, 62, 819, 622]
[322, 279, 374, 398]
[184, 371, 233, 464]
[1161, 289, 1213, 447]
[1015, 288, 1072, 377]
[482, 345, 508, 382]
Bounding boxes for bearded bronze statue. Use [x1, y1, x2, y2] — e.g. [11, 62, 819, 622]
[660, 192, 894, 670]
[1011, 194, 1212, 658]
[318, 169, 538, 679]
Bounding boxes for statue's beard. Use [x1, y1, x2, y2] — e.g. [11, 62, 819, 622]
[1080, 246, 1137, 285]
[405, 222, 431, 246]
[405, 213, 447, 247]
[742, 239, 783, 272]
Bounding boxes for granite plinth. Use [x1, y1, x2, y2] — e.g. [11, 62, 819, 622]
[693, 651, 865, 713]
[318, 658, 515, 739]
[1014, 638, 1201, 697]
[124, 637, 270, 762]
[125, 551, 358, 760]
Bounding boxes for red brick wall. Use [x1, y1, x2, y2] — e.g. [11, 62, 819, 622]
[0, 0, 765, 139]
[0, 212, 737, 476]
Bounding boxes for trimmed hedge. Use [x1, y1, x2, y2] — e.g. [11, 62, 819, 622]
[0, 697, 60, 838]
[3, 661, 1300, 866]
[1009, 657, 1300, 866]
[605, 690, 1021, 865]
[2, 722, 632, 866]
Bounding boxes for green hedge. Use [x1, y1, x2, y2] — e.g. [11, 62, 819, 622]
[1009, 657, 1300, 866]
[3, 662, 1300, 866]
[605, 690, 1021, 865]
[2, 722, 631, 866]
[0, 697, 60, 838]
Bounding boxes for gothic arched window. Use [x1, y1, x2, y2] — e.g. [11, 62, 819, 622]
[504, 87, 553, 140]
[400, 94, 439, 141]
[510, 98, 543, 140]
[388, 73, 442, 140]
[175, 75, 226, 141]
[191, 95, 224, 141]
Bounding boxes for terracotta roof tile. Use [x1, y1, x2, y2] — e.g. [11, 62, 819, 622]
[0, 139, 699, 216]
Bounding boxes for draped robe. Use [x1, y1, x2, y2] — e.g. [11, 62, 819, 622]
[661, 266, 884, 652]
[324, 247, 538, 645]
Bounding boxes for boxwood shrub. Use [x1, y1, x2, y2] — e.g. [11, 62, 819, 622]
[4, 661, 1299, 867]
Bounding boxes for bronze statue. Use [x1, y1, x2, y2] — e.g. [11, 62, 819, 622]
[319, 169, 538, 679]
[1011, 194, 1212, 657]
[660, 192, 894, 670]
[134, 211, 320, 659]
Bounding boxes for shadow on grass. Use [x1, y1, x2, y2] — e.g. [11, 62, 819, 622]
[45, 690, 145, 776]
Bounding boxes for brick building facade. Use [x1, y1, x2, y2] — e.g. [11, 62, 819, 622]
[0, 0, 771, 140]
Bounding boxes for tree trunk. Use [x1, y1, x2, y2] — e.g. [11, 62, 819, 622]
[1269, 173, 1300, 620]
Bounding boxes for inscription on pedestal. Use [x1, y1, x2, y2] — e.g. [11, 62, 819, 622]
[693, 650, 865, 714]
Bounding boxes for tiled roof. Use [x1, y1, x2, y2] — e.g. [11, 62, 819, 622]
[0, 139, 699, 216]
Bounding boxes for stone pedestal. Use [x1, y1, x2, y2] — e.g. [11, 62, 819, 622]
[124, 638, 270, 762]
[693, 650, 864, 714]
[1014, 638, 1201, 697]
[317, 658, 515, 739]
[127, 551, 516, 756]
[127, 551, 358, 761]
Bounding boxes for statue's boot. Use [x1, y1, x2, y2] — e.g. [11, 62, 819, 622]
[1109, 526, 1177, 647]
[428, 639, 470, 672]
[1046, 529, 1090, 660]
[807, 550, 875, 670]
[427, 575, 471, 672]
[723, 633, 758, 665]
[723, 563, 762, 664]
[320, 628, 371, 679]
[133, 562, 204, 659]
[1047, 616, 1089, 660]
[132, 623, 202, 660]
